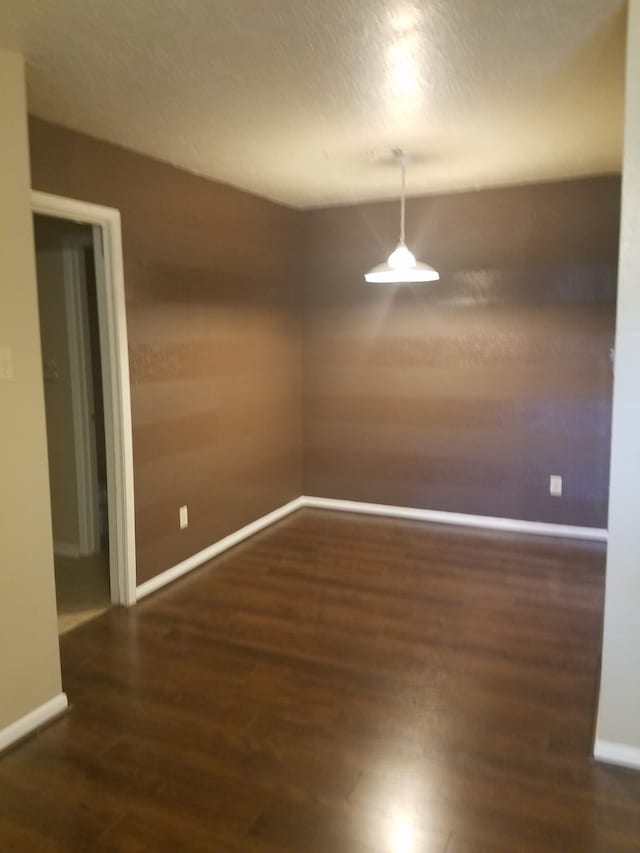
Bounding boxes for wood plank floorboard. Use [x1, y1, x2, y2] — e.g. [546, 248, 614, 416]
[1, 508, 640, 851]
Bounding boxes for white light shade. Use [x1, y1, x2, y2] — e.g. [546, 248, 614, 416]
[365, 242, 440, 284]
[388, 243, 417, 268]
[363, 151, 440, 284]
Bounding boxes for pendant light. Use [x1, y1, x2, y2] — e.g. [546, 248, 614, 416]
[364, 150, 439, 284]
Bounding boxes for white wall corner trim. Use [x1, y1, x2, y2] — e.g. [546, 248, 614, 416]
[135, 497, 306, 600]
[594, 739, 640, 771]
[300, 496, 608, 542]
[0, 693, 68, 755]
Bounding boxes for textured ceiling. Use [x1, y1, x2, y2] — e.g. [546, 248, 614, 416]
[1, 0, 627, 208]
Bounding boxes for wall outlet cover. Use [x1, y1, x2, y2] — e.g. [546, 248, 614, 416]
[549, 475, 563, 497]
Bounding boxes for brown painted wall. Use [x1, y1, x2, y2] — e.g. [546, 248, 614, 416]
[302, 177, 620, 528]
[29, 117, 302, 584]
[28, 114, 618, 578]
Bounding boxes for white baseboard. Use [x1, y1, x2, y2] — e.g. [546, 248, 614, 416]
[135, 497, 305, 601]
[54, 541, 81, 557]
[594, 738, 640, 770]
[0, 693, 68, 754]
[300, 496, 608, 542]
[135, 494, 606, 602]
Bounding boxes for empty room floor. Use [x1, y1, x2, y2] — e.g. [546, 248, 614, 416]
[54, 551, 111, 635]
[2, 509, 640, 851]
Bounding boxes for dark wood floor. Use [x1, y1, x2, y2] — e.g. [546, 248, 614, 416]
[2, 509, 640, 852]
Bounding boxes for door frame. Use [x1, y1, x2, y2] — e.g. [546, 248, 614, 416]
[32, 191, 136, 606]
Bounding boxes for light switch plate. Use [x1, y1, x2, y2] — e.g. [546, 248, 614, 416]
[179, 505, 189, 529]
[0, 346, 14, 380]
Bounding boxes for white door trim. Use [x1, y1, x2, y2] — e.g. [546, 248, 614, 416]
[32, 191, 136, 606]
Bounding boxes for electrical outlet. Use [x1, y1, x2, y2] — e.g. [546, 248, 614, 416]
[549, 475, 563, 497]
[179, 505, 188, 529]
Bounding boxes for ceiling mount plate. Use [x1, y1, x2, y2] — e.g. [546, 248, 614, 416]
[366, 148, 428, 169]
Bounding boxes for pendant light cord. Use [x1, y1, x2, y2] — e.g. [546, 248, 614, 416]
[399, 151, 406, 246]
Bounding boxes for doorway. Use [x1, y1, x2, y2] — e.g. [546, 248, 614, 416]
[34, 215, 110, 632]
[31, 192, 136, 618]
